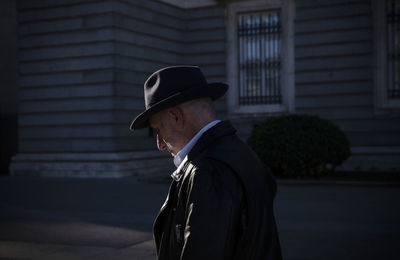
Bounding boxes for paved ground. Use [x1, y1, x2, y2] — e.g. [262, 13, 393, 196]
[0, 176, 399, 260]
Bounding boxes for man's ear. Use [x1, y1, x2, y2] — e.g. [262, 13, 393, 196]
[167, 106, 184, 130]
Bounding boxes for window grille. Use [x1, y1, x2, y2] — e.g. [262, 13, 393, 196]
[387, 0, 400, 99]
[237, 10, 282, 106]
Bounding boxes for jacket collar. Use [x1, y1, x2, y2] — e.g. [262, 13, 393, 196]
[188, 120, 236, 160]
[173, 120, 221, 168]
[170, 120, 236, 182]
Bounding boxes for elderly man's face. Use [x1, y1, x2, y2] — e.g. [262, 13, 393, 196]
[149, 110, 181, 157]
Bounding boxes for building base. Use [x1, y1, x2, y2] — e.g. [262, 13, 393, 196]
[10, 151, 174, 178]
[339, 146, 400, 172]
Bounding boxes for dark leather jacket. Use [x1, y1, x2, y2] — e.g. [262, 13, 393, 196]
[153, 121, 282, 259]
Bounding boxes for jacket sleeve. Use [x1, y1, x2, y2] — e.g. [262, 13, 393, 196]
[180, 160, 244, 260]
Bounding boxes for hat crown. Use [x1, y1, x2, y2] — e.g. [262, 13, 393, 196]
[130, 65, 227, 130]
[144, 66, 207, 109]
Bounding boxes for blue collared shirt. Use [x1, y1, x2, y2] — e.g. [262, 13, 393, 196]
[173, 120, 221, 168]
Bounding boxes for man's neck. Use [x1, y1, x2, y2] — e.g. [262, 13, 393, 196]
[173, 120, 221, 168]
[187, 117, 217, 140]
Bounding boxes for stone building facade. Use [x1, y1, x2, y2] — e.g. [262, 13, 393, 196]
[1, 0, 399, 177]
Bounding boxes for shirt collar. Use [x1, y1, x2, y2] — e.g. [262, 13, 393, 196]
[173, 120, 221, 168]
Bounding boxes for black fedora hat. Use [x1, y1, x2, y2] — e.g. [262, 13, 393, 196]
[130, 66, 228, 130]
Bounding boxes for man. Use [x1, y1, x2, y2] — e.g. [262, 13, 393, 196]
[130, 66, 282, 259]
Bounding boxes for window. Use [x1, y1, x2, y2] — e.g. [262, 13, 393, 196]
[387, 0, 400, 100]
[373, 0, 400, 110]
[226, 0, 294, 115]
[238, 11, 282, 105]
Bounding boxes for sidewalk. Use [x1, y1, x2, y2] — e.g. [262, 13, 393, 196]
[0, 176, 163, 260]
[1, 240, 155, 260]
[0, 176, 399, 260]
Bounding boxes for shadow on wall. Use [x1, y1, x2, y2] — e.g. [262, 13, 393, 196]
[0, 115, 18, 175]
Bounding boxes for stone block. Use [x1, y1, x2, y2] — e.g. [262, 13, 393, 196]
[20, 84, 114, 100]
[19, 97, 115, 113]
[19, 70, 114, 88]
[114, 0, 184, 30]
[20, 56, 114, 75]
[19, 29, 115, 48]
[18, 1, 114, 22]
[19, 42, 115, 61]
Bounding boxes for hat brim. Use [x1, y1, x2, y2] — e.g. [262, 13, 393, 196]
[130, 83, 228, 130]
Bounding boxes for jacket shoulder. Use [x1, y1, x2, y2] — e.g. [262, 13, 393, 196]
[183, 155, 240, 185]
[199, 132, 277, 199]
[180, 156, 244, 199]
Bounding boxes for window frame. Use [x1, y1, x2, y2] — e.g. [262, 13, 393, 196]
[226, 0, 295, 115]
[373, 0, 400, 111]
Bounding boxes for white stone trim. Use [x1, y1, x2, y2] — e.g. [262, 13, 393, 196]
[372, 0, 400, 111]
[226, 0, 295, 116]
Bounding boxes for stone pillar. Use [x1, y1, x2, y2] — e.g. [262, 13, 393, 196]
[10, 0, 178, 177]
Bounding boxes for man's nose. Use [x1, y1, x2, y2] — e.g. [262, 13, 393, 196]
[156, 134, 167, 151]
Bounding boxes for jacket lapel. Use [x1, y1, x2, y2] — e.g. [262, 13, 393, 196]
[153, 180, 175, 251]
[153, 163, 187, 254]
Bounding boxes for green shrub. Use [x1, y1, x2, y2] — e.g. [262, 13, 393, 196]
[248, 114, 351, 177]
